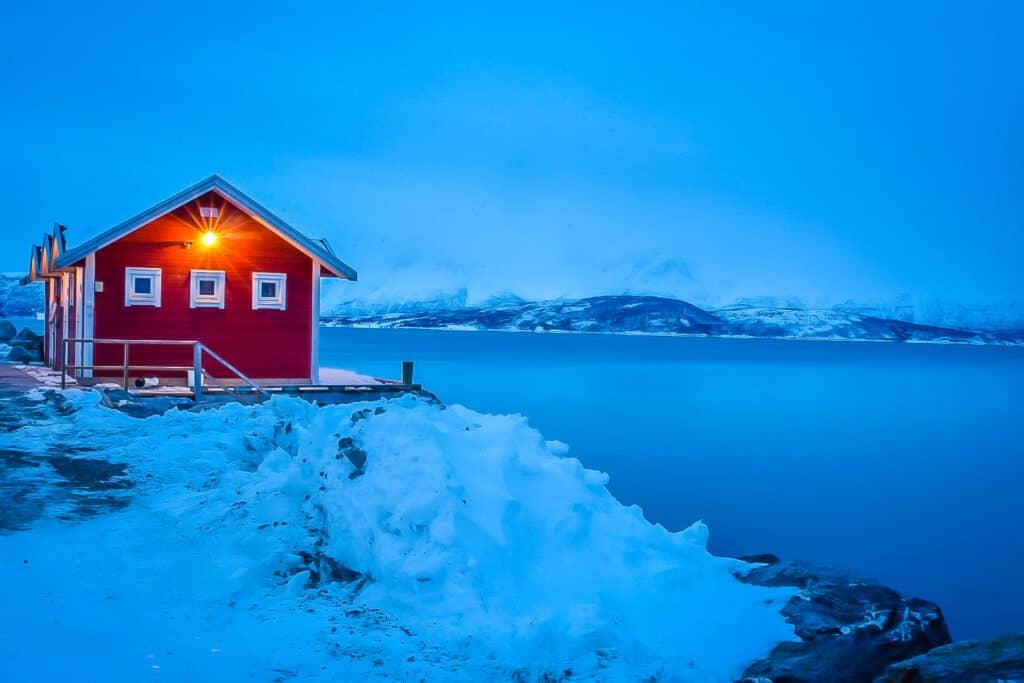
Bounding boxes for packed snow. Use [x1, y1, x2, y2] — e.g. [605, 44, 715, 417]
[12, 364, 75, 386]
[0, 390, 796, 680]
[318, 366, 381, 385]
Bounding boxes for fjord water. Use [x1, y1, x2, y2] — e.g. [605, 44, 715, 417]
[321, 327, 1024, 641]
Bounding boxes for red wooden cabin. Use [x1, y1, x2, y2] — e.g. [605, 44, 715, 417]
[25, 175, 356, 387]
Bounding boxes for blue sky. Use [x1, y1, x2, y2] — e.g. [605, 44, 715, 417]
[1, 2, 1020, 307]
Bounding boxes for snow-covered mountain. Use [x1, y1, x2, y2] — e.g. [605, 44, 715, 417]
[0, 273, 43, 318]
[832, 297, 1024, 333]
[324, 295, 1023, 344]
[712, 305, 1016, 343]
[2, 272, 1019, 344]
[326, 295, 725, 335]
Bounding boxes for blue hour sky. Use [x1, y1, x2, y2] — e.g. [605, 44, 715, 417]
[1, 2, 1020, 308]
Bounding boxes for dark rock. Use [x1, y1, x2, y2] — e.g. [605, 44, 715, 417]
[737, 556, 951, 683]
[0, 319, 16, 341]
[737, 553, 782, 565]
[296, 550, 362, 587]
[349, 408, 373, 425]
[343, 446, 367, 469]
[15, 328, 41, 342]
[337, 436, 367, 469]
[8, 337, 42, 350]
[877, 633, 1024, 682]
[6, 345, 35, 363]
[7, 328, 43, 362]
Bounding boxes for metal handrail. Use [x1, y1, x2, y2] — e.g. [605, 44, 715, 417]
[194, 342, 268, 398]
[61, 337, 269, 400]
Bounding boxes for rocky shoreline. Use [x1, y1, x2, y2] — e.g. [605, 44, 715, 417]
[0, 321, 43, 363]
[735, 553, 1022, 682]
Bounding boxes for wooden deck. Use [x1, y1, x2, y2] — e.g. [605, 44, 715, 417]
[132, 380, 423, 401]
[0, 362, 428, 408]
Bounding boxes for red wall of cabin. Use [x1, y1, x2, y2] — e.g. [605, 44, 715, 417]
[91, 191, 314, 381]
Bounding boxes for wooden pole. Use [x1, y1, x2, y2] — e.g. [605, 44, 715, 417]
[193, 343, 203, 401]
[401, 361, 414, 385]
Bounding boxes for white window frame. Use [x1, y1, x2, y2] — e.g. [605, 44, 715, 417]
[252, 272, 287, 310]
[124, 267, 162, 307]
[190, 269, 226, 309]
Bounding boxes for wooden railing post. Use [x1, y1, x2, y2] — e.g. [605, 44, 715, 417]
[193, 343, 203, 401]
[61, 340, 67, 390]
[401, 361, 414, 385]
[122, 343, 129, 390]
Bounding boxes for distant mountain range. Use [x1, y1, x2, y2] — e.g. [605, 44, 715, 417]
[322, 295, 1024, 345]
[3, 272, 1020, 345]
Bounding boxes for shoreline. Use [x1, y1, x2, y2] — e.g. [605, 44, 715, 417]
[319, 320, 1024, 348]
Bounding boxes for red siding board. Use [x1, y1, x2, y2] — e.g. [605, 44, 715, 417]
[92, 191, 314, 381]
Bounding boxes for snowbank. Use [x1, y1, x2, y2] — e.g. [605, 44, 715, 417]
[0, 392, 795, 680]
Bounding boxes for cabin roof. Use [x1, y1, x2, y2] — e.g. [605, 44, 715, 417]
[56, 175, 357, 280]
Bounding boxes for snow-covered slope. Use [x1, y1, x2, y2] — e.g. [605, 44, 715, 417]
[713, 306, 1010, 343]
[832, 297, 1024, 334]
[0, 391, 796, 681]
[324, 295, 1022, 344]
[0, 273, 43, 317]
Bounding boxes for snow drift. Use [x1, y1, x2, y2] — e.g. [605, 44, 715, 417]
[0, 391, 795, 680]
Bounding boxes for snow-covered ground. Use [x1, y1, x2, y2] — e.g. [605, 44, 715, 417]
[0, 390, 795, 681]
[318, 366, 380, 385]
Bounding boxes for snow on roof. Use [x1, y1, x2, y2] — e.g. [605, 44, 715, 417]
[56, 175, 357, 280]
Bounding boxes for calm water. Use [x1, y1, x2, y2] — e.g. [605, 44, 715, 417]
[322, 327, 1024, 641]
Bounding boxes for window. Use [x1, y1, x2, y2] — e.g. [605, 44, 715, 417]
[199, 206, 219, 218]
[252, 272, 287, 310]
[125, 267, 161, 307]
[190, 270, 226, 309]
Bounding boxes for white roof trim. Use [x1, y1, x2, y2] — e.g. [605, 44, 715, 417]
[55, 174, 357, 280]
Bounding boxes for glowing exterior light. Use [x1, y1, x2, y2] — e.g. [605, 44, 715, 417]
[201, 231, 218, 247]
